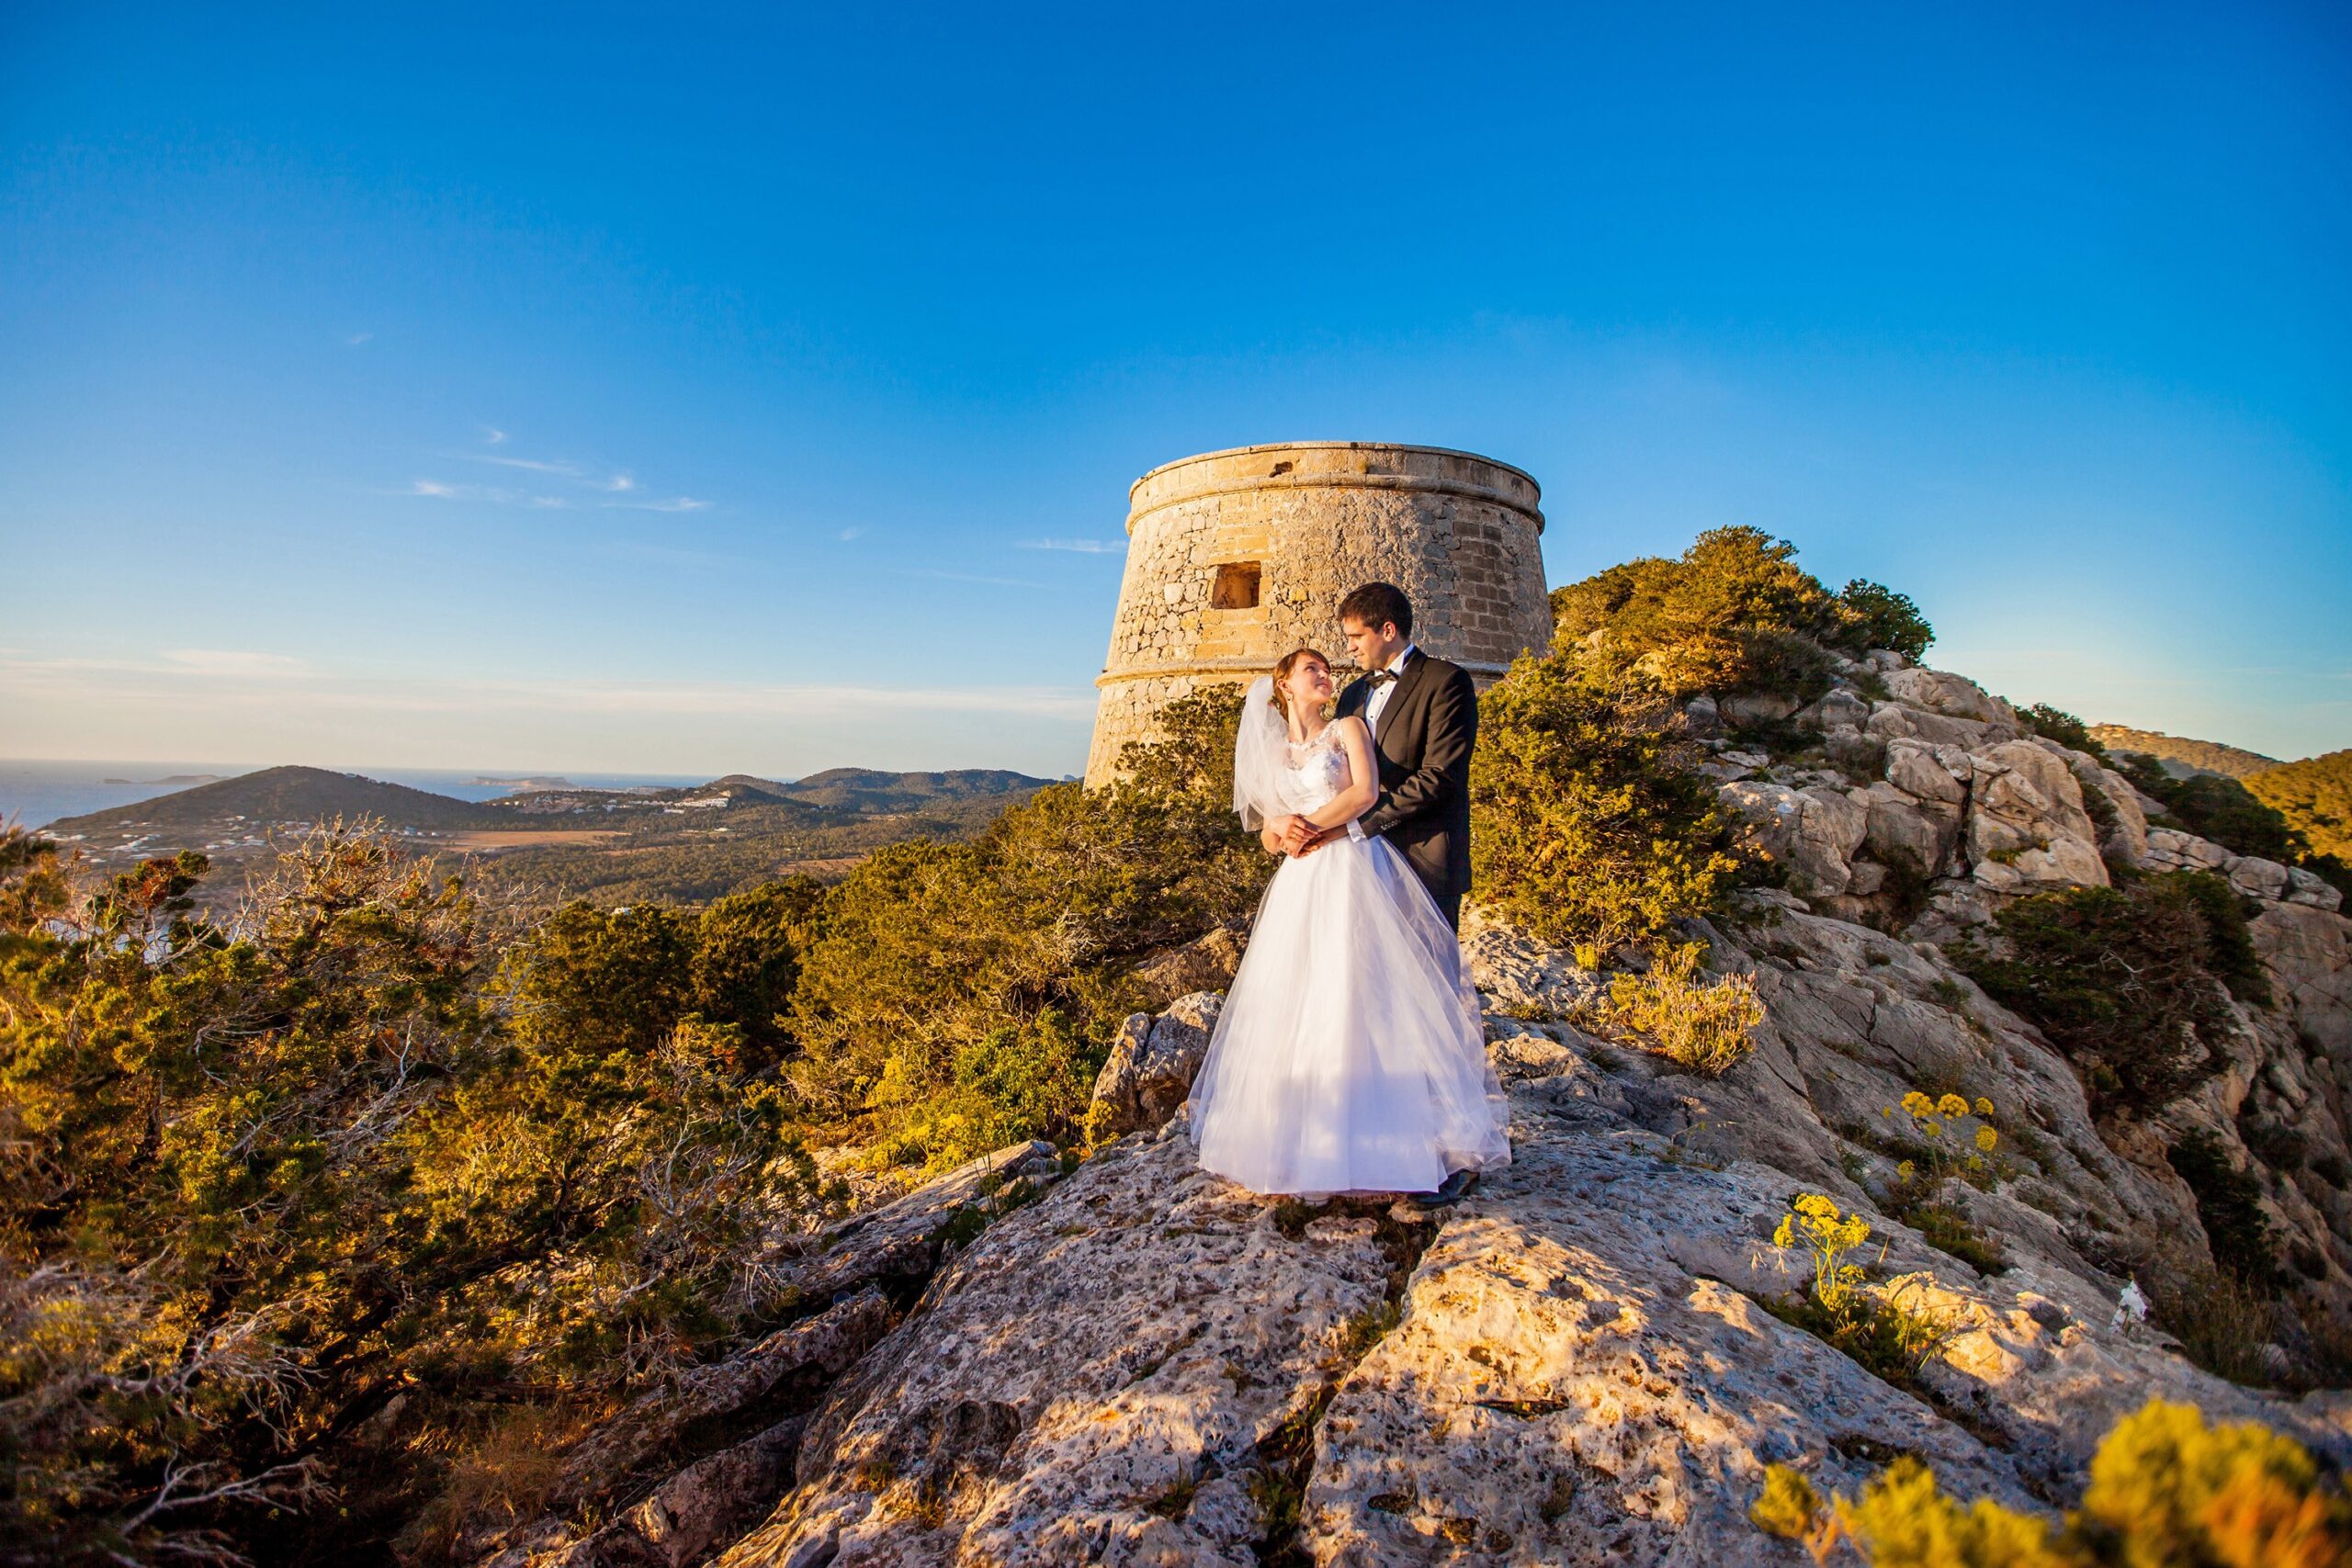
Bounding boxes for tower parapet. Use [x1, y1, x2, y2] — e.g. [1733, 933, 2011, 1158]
[1084, 441, 1553, 785]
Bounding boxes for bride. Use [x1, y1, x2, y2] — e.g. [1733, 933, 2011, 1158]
[1184, 648, 1510, 1199]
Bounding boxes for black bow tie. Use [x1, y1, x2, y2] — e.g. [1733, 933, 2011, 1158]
[1367, 669, 1398, 688]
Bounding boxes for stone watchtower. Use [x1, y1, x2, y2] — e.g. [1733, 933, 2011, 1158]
[1083, 441, 1553, 785]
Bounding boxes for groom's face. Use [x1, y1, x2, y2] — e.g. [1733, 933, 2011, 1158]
[1341, 615, 1405, 672]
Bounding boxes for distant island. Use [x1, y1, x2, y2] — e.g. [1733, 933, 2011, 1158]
[96, 773, 222, 786]
[466, 774, 580, 792]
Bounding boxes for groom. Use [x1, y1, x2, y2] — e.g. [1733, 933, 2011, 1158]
[1280, 581, 1478, 931]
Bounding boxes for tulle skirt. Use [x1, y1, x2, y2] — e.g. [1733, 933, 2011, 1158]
[1185, 830, 1511, 1197]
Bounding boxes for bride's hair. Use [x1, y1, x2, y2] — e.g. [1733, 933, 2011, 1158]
[1269, 647, 1330, 719]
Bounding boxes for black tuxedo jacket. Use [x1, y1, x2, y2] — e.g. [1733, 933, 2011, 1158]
[1334, 648, 1477, 908]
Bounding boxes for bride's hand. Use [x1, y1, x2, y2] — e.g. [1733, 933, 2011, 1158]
[1262, 813, 1300, 856]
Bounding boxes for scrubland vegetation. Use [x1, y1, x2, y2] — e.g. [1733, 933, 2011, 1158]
[0, 697, 1267, 1562]
[2245, 750, 2352, 864]
[1951, 872, 2260, 1115]
[5, 524, 2340, 1562]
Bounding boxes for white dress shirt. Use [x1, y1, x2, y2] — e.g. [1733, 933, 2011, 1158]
[1363, 643, 1417, 739]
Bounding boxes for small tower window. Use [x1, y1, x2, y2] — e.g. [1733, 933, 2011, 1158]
[1211, 561, 1261, 610]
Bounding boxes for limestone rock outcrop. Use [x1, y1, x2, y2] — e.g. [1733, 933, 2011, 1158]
[1089, 992, 1225, 1141]
[708, 900, 2352, 1565]
[1704, 655, 2343, 943]
[461, 1142, 1069, 1568]
[1717, 782, 1868, 898]
[1129, 924, 1248, 1009]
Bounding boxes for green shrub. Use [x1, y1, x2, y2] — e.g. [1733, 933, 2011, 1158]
[787, 688, 1270, 1168]
[690, 876, 825, 1067]
[1952, 874, 2247, 1115]
[1548, 526, 1932, 703]
[2150, 1264, 2282, 1388]
[2168, 870, 2270, 1006]
[2169, 1129, 2282, 1293]
[1753, 1398, 2352, 1564]
[2015, 702, 2106, 760]
[1471, 657, 1743, 955]
[495, 898, 697, 1058]
[1894, 1200, 2008, 1276]
[1835, 579, 1935, 662]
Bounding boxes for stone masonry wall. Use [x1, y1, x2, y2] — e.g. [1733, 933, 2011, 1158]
[1083, 442, 1553, 784]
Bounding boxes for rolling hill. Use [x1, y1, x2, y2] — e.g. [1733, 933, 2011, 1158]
[767, 767, 1055, 814]
[39, 762, 1063, 909]
[2245, 749, 2352, 863]
[47, 765, 503, 835]
[2087, 725, 2281, 779]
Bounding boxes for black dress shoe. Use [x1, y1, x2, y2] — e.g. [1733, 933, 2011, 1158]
[1414, 1168, 1479, 1209]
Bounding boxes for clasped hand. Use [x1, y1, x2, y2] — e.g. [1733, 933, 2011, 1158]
[1270, 815, 1341, 858]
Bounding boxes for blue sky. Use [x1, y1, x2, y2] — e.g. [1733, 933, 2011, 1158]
[3, 2, 2346, 776]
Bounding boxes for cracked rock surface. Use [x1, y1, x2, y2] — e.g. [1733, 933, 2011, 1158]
[711, 904, 2352, 1567]
[718, 1123, 1410, 1567]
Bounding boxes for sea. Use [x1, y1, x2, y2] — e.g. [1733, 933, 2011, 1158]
[0, 759, 714, 830]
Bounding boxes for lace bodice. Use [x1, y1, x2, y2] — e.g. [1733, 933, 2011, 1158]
[1275, 724, 1351, 814]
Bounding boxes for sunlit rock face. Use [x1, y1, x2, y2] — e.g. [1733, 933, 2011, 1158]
[691, 899, 2352, 1567]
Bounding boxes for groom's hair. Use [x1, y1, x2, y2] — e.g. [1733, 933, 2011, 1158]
[1338, 581, 1413, 638]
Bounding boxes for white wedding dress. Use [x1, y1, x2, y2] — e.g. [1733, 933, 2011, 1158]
[1185, 703, 1511, 1197]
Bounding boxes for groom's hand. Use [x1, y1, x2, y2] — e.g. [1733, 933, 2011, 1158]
[1277, 818, 1318, 856]
[1293, 824, 1342, 856]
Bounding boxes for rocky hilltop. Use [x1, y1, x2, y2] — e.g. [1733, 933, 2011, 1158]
[463, 652, 2352, 1568]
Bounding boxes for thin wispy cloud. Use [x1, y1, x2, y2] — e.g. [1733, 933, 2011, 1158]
[161, 649, 311, 677]
[1016, 537, 1124, 554]
[404, 479, 572, 508]
[471, 454, 584, 478]
[837, 526, 863, 542]
[345, 332, 372, 346]
[426, 442, 702, 513]
[605, 496, 711, 513]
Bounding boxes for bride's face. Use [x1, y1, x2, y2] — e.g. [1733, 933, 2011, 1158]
[1283, 654, 1335, 712]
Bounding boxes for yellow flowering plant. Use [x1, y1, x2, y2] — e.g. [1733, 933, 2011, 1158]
[1767, 1193, 1957, 1388]
[1871, 1089, 2013, 1275]
[1752, 1398, 2352, 1565]
[1774, 1192, 1873, 1311]
[1884, 1089, 2004, 1191]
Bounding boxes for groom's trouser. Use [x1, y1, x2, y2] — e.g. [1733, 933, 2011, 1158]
[1435, 889, 1462, 931]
